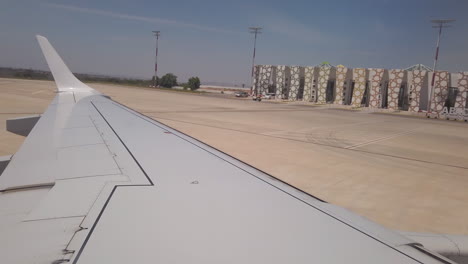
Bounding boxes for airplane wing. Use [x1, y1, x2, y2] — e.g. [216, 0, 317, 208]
[0, 36, 457, 264]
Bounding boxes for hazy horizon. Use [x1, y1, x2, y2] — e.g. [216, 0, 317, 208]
[1, 0, 467, 85]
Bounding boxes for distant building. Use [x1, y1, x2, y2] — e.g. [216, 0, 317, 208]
[252, 64, 468, 115]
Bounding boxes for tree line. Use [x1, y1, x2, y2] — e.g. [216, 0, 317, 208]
[155, 73, 200, 91]
[0, 67, 201, 90]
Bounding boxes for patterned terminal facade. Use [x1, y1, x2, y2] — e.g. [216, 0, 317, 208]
[430, 71, 450, 112]
[258, 65, 272, 97]
[275, 65, 286, 99]
[253, 64, 468, 115]
[409, 70, 427, 112]
[387, 69, 404, 110]
[303, 66, 314, 102]
[368, 68, 385, 108]
[334, 65, 348, 105]
[317, 65, 331, 104]
[288, 66, 301, 101]
[351, 68, 367, 107]
[455, 72, 468, 109]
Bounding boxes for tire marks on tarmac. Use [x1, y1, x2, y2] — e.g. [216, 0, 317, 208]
[147, 115, 468, 170]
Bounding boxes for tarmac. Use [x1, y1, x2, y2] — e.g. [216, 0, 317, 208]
[1, 78, 467, 235]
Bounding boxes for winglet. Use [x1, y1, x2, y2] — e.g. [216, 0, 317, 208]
[36, 35, 97, 93]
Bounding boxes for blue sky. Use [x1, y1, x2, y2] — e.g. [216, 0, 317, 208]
[1, 0, 467, 85]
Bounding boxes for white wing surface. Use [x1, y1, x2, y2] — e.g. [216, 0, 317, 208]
[0, 36, 455, 264]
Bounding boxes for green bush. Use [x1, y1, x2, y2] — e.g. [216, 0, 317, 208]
[187, 77, 200, 91]
[159, 73, 178, 88]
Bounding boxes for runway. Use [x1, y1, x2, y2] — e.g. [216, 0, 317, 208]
[1, 78, 467, 235]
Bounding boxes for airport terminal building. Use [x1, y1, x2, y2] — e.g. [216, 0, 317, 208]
[252, 64, 468, 115]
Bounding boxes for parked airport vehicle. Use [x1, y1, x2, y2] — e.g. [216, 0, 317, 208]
[252, 95, 262, 101]
[235, 91, 249, 97]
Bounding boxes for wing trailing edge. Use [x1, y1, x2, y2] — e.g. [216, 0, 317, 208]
[36, 35, 97, 93]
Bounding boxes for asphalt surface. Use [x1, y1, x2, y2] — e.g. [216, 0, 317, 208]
[1, 78, 467, 235]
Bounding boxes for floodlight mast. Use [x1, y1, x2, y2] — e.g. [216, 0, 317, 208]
[427, 19, 455, 112]
[249, 27, 262, 95]
[152, 31, 161, 87]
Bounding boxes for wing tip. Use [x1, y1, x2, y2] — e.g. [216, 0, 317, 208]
[35, 35, 48, 46]
[36, 35, 97, 94]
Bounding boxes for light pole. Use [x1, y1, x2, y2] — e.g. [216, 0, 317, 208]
[249, 27, 262, 95]
[427, 19, 455, 112]
[152, 30, 161, 87]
